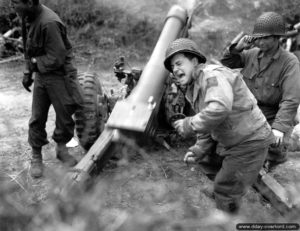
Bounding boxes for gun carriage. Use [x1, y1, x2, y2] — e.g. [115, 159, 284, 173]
[66, 4, 299, 216]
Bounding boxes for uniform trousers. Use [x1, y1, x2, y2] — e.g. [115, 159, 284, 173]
[28, 73, 77, 148]
[198, 138, 271, 213]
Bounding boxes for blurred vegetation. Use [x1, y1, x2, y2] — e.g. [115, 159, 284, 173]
[1, 136, 299, 231]
[0, 0, 161, 66]
[1, 0, 299, 62]
[1, 0, 298, 64]
[45, 0, 161, 62]
[190, 0, 300, 59]
[0, 0, 16, 34]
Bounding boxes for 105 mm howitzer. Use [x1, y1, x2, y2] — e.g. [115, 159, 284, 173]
[66, 4, 300, 216]
[69, 5, 190, 184]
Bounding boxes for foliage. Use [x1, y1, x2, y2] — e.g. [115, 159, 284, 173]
[1, 138, 299, 231]
[42, 0, 160, 61]
[268, 0, 300, 19]
[192, 0, 300, 60]
[41, 0, 99, 28]
[0, 0, 160, 59]
[0, 0, 17, 33]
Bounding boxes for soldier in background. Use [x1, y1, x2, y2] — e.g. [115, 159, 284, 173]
[164, 38, 274, 214]
[285, 20, 300, 61]
[10, 0, 84, 178]
[221, 12, 300, 171]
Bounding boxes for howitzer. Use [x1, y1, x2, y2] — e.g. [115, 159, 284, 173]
[65, 5, 300, 216]
[68, 5, 189, 184]
[113, 56, 142, 97]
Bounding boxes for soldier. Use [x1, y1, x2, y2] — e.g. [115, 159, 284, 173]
[10, 0, 84, 178]
[221, 12, 300, 171]
[164, 38, 274, 214]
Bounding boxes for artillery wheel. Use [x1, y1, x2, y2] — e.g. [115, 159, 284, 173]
[74, 72, 109, 151]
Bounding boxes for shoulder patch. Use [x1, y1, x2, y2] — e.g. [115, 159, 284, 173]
[206, 77, 218, 89]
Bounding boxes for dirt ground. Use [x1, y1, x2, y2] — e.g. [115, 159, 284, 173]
[0, 58, 299, 230]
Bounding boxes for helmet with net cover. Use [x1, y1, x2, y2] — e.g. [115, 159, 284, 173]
[164, 38, 206, 72]
[252, 12, 285, 37]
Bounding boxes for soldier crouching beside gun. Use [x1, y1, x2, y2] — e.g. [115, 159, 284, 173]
[163, 38, 274, 214]
[221, 12, 300, 172]
[10, 0, 84, 178]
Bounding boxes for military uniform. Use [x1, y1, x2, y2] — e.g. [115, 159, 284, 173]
[24, 5, 83, 149]
[164, 38, 275, 213]
[180, 64, 274, 212]
[221, 39, 300, 163]
[221, 12, 300, 166]
[222, 46, 300, 130]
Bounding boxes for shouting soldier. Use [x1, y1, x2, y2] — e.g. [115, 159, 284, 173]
[164, 38, 274, 214]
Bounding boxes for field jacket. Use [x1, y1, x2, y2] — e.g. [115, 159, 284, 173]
[182, 64, 272, 149]
[221, 45, 300, 133]
[25, 5, 83, 106]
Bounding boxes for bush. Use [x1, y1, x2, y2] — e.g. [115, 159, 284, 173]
[0, 0, 160, 62]
[0, 0, 17, 33]
[42, 0, 99, 28]
[40, 0, 160, 58]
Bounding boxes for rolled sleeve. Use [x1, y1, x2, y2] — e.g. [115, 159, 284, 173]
[188, 133, 217, 157]
[221, 44, 245, 69]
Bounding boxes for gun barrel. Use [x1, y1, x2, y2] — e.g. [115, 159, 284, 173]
[65, 5, 189, 185]
[107, 5, 188, 134]
[129, 5, 187, 104]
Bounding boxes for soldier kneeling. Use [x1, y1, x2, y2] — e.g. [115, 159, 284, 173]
[164, 38, 274, 214]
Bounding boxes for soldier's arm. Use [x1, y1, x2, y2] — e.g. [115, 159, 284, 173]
[35, 21, 67, 73]
[221, 35, 255, 68]
[188, 133, 217, 158]
[220, 43, 245, 69]
[182, 75, 233, 136]
[272, 58, 300, 133]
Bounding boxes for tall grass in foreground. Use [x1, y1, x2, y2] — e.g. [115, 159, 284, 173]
[1, 132, 299, 231]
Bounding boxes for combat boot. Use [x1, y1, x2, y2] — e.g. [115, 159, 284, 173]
[30, 147, 43, 178]
[56, 143, 77, 167]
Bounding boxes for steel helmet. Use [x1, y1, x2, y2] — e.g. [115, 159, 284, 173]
[164, 38, 206, 72]
[252, 12, 286, 37]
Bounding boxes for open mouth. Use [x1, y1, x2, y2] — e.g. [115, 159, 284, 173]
[178, 73, 185, 79]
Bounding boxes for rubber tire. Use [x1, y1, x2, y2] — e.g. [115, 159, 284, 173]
[74, 72, 108, 151]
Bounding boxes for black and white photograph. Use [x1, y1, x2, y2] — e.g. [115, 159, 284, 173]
[1, 0, 300, 230]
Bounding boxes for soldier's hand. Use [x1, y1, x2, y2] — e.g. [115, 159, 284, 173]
[173, 119, 185, 136]
[272, 129, 284, 147]
[22, 72, 33, 92]
[26, 59, 38, 73]
[184, 151, 196, 164]
[235, 35, 255, 51]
